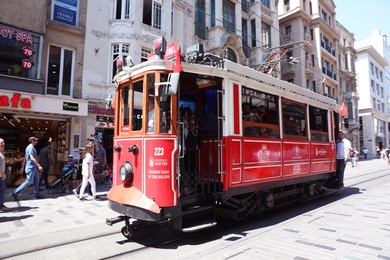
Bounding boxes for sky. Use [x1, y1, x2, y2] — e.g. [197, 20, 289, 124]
[334, 0, 390, 41]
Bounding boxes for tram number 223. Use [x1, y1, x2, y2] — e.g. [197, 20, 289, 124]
[154, 147, 164, 156]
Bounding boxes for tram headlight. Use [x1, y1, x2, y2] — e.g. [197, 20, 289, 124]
[119, 161, 134, 185]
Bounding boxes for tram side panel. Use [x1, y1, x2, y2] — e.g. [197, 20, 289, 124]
[223, 137, 335, 188]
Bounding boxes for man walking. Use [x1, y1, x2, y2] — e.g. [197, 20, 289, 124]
[38, 141, 54, 189]
[11, 136, 44, 201]
[335, 131, 351, 188]
[95, 142, 107, 184]
[0, 138, 11, 212]
[362, 147, 368, 160]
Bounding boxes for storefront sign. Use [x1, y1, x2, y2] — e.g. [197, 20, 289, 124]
[0, 26, 33, 44]
[21, 59, 34, 70]
[53, 4, 77, 26]
[22, 46, 35, 57]
[96, 116, 114, 128]
[0, 93, 31, 108]
[88, 105, 114, 116]
[63, 102, 79, 111]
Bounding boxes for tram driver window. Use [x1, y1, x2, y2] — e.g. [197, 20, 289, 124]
[131, 80, 143, 131]
[121, 85, 130, 128]
[282, 100, 307, 138]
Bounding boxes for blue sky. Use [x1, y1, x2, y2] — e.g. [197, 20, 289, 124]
[334, 0, 390, 41]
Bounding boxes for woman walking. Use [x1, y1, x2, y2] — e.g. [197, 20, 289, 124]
[79, 143, 100, 200]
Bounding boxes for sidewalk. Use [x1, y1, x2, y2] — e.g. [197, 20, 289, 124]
[0, 180, 113, 243]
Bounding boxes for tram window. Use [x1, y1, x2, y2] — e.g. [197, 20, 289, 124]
[121, 85, 130, 128]
[282, 100, 307, 137]
[241, 86, 279, 138]
[132, 80, 143, 131]
[309, 106, 328, 141]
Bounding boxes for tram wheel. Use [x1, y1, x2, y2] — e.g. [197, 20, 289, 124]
[307, 183, 315, 197]
[264, 193, 275, 208]
[121, 225, 132, 239]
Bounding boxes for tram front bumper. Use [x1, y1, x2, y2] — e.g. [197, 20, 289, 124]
[107, 185, 161, 215]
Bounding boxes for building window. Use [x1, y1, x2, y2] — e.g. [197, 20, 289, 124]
[223, 0, 236, 33]
[321, 9, 327, 22]
[111, 43, 130, 80]
[0, 24, 41, 79]
[115, 0, 131, 19]
[371, 80, 375, 92]
[141, 47, 152, 62]
[284, 0, 290, 11]
[225, 48, 237, 62]
[143, 0, 162, 30]
[380, 71, 383, 82]
[285, 25, 292, 35]
[195, 0, 206, 39]
[210, 0, 215, 27]
[47, 45, 75, 96]
[251, 19, 256, 47]
[370, 62, 374, 75]
[261, 0, 270, 8]
[51, 0, 79, 26]
[261, 22, 271, 49]
[375, 67, 379, 79]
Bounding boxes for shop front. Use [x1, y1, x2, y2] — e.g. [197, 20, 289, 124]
[0, 89, 88, 185]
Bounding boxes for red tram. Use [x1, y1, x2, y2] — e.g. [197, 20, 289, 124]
[106, 39, 340, 238]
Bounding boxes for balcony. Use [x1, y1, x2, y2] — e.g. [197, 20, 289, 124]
[305, 61, 313, 76]
[282, 62, 295, 76]
[322, 67, 337, 81]
[281, 34, 294, 46]
[321, 41, 336, 57]
[304, 34, 312, 52]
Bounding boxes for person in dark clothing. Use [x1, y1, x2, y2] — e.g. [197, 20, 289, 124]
[38, 142, 54, 189]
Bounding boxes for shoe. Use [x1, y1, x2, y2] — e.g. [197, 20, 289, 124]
[93, 196, 101, 201]
[79, 197, 86, 201]
[72, 189, 79, 198]
[39, 188, 44, 191]
[0, 206, 11, 213]
[34, 194, 45, 199]
[11, 192, 18, 201]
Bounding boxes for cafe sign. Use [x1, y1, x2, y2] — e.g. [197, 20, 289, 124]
[63, 102, 79, 111]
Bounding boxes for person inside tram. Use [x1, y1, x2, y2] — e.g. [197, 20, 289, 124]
[293, 125, 303, 135]
[147, 97, 155, 133]
[242, 102, 253, 121]
[257, 105, 274, 124]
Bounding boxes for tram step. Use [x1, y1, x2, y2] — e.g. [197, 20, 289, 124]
[182, 205, 214, 216]
[182, 221, 217, 233]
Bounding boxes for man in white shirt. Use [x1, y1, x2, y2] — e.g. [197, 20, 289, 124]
[335, 130, 351, 188]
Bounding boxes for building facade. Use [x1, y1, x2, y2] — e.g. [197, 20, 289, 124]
[355, 46, 388, 158]
[0, 0, 88, 173]
[336, 21, 359, 149]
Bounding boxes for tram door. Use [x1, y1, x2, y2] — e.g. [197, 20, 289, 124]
[178, 82, 222, 196]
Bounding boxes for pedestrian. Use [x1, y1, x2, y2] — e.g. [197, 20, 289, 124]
[0, 138, 11, 212]
[11, 136, 44, 201]
[335, 131, 351, 188]
[78, 143, 100, 200]
[350, 148, 355, 167]
[72, 147, 92, 198]
[95, 141, 107, 184]
[353, 148, 359, 167]
[38, 141, 54, 190]
[362, 147, 368, 159]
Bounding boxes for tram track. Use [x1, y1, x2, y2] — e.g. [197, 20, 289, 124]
[3, 164, 389, 259]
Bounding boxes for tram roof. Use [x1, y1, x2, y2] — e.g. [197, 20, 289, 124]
[115, 59, 338, 112]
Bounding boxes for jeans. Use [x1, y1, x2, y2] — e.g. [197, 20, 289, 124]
[350, 157, 355, 167]
[13, 168, 39, 196]
[0, 177, 5, 207]
[38, 163, 49, 187]
[336, 159, 347, 187]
